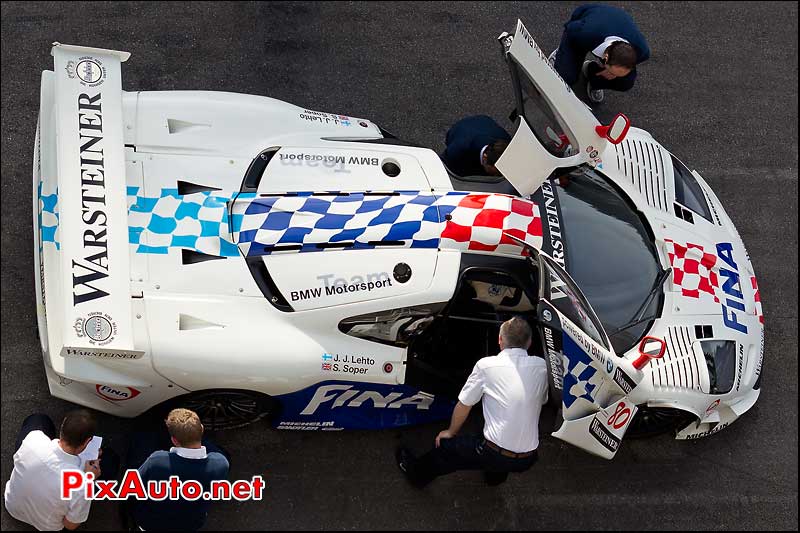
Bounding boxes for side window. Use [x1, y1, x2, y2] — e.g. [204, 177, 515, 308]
[672, 154, 713, 222]
[511, 60, 578, 158]
[701, 341, 737, 394]
[542, 256, 608, 350]
[339, 304, 446, 347]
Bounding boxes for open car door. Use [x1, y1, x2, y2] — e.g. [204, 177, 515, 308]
[496, 20, 630, 196]
[507, 234, 656, 459]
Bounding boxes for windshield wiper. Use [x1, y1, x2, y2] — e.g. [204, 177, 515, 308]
[608, 267, 672, 339]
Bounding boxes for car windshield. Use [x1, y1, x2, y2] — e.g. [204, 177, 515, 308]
[542, 166, 663, 354]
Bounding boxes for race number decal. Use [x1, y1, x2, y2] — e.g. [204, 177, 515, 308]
[607, 401, 632, 430]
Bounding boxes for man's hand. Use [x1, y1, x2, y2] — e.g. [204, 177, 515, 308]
[63, 517, 81, 530]
[84, 459, 101, 477]
[435, 430, 456, 448]
[596, 68, 618, 80]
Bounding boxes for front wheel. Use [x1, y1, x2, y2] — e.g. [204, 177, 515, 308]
[168, 390, 279, 431]
[626, 406, 696, 439]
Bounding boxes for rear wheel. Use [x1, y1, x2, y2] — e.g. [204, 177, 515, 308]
[166, 390, 278, 431]
[626, 406, 696, 438]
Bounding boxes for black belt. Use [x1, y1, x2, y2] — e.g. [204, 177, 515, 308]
[483, 440, 536, 459]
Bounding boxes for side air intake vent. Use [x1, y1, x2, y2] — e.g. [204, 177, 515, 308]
[615, 138, 669, 211]
[650, 326, 703, 391]
[177, 181, 222, 195]
[694, 325, 714, 339]
[167, 119, 210, 134]
[674, 203, 695, 224]
[181, 249, 226, 265]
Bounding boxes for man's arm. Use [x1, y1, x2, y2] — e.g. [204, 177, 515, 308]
[63, 517, 81, 530]
[436, 402, 473, 447]
[436, 362, 484, 447]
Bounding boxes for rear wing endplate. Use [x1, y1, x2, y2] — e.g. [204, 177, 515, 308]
[51, 43, 134, 352]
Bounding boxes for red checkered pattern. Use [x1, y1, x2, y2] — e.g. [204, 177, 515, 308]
[752, 276, 764, 324]
[440, 194, 543, 255]
[664, 239, 720, 302]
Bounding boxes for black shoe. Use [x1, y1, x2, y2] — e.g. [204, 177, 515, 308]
[396, 447, 429, 488]
[395, 446, 414, 474]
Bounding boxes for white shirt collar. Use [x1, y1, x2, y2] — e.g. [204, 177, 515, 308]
[53, 439, 82, 468]
[592, 35, 630, 58]
[500, 347, 529, 358]
[170, 446, 207, 459]
[479, 144, 489, 166]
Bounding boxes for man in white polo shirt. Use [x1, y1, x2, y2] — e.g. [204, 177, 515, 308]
[396, 316, 548, 487]
[4, 410, 108, 531]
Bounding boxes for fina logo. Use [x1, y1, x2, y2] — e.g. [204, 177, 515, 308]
[95, 384, 140, 402]
[716, 243, 748, 334]
[301, 384, 433, 415]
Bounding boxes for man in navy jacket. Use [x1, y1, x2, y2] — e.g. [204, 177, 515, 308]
[130, 409, 229, 531]
[441, 115, 511, 177]
[551, 4, 650, 104]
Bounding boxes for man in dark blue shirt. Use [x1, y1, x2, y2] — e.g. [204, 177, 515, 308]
[549, 4, 650, 104]
[130, 409, 229, 531]
[441, 115, 511, 177]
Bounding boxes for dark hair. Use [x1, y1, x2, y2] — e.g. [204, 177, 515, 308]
[60, 409, 96, 448]
[484, 140, 509, 166]
[606, 42, 638, 69]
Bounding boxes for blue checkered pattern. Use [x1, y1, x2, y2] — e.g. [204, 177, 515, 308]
[234, 191, 468, 257]
[127, 187, 256, 257]
[561, 334, 598, 409]
[38, 182, 60, 250]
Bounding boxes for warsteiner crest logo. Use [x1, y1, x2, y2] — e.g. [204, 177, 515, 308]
[74, 56, 106, 87]
[74, 312, 117, 345]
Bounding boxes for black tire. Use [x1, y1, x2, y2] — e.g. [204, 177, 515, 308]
[164, 390, 279, 431]
[626, 406, 697, 439]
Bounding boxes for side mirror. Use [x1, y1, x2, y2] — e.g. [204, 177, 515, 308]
[595, 113, 631, 145]
[632, 336, 666, 370]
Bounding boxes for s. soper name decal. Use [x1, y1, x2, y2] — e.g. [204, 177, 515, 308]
[716, 242, 748, 334]
[72, 92, 111, 306]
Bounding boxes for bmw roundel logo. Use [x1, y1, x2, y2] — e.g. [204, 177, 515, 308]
[542, 309, 552, 322]
[84, 316, 113, 342]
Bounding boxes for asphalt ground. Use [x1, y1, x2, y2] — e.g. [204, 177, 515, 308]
[1, 1, 797, 530]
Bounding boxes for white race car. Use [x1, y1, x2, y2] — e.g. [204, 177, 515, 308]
[34, 21, 763, 459]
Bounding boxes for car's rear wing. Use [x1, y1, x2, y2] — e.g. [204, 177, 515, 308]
[36, 43, 138, 364]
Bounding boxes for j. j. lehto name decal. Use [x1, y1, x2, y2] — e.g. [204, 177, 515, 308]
[72, 92, 111, 306]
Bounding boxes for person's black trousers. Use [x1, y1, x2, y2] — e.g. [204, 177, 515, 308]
[407, 435, 538, 487]
[14, 413, 120, 480]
